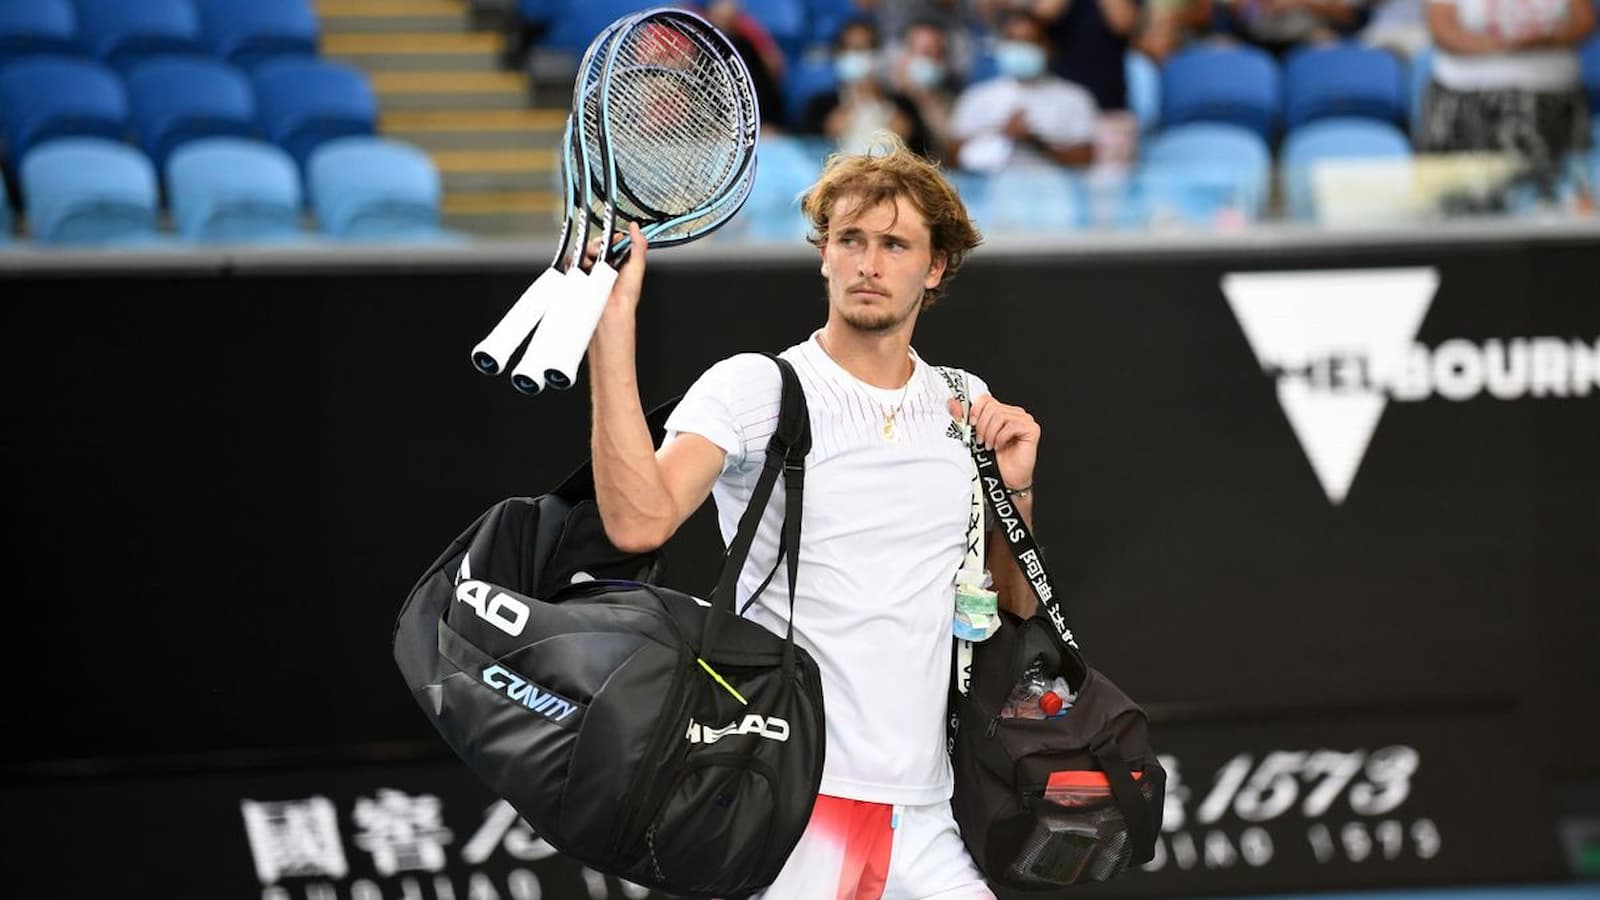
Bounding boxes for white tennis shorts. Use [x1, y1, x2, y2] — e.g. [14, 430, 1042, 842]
[754, 794, 996, 900]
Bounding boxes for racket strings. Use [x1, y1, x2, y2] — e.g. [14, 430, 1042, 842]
[582, 20, 749, 221]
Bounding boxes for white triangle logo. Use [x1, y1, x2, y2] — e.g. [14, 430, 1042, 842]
[1222, 268, 1439, 505]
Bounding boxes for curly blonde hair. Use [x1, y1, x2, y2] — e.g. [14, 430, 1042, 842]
[800, 133, 982, 309]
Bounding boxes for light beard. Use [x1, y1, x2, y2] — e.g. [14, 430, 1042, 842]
[835, 293, 921, 334]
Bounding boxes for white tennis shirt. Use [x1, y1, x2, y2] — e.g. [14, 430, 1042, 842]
[664, 333, 990, 805]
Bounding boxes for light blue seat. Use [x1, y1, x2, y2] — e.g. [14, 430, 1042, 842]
[1409, 44, 1434, 137]
[309, 137, 453, 241]
[735, 134, 816, 241]
[0, 55, 128, 176]
[1280, 117, 1412, 221]
[1, 173, 12, 242]
[1161, 44, 1281, 141]
[974, 168, 1088, 234]
[21, 137, 160, 245]
[195, 0, 319, 70]
[784, 56, 837, 129]
[1580, 33, 1600, 108]
[1284, 42, 1407, 129]
[1125, 50, 1161, 134]
[126, 57, 256, 170]
[744, 0, 809, 59]
[545, 1, 654, 53]
[0, 0, 78, 70]
[806, 0, 857, 48]
[75, 0, 202, 73]
[167, 137, 304, 244]
[253, 59, 378, 168]
[1136, 123, 1271, 225]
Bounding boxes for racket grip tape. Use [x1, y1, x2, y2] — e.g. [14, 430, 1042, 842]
[538, 261, 617, 391]
[510, 268, 591, 394]
[471, 267, 563, 376]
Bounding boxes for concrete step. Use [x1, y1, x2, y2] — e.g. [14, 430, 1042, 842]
[443, 189, 559, 236]
[316, 0, 470, 33]
[381, 108, 562, 150]
[371, 70, 527, 110]
[323, 31, 503, 71]
[434, 148, 556, 192]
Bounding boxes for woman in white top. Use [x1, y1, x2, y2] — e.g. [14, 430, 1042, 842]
[1420, 0, 1596, 166]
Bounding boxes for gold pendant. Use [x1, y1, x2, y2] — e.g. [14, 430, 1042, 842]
[882, 417, 898, 441]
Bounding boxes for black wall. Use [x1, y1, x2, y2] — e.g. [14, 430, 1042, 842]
[2, 236, 1596, 898]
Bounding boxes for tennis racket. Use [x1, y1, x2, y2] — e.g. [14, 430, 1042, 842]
[468, 16, 636, 378]
[513, 8, 760, 394]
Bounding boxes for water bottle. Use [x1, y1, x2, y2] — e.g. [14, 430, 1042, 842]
[1001, 662, 1074, 719]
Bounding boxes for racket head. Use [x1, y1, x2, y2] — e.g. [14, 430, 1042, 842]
[585, 9, 759, 260]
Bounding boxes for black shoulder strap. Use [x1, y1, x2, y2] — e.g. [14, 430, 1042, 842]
[702, 354, 809, 662]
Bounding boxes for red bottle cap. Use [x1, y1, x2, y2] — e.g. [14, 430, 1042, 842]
[1039, 691, 1063, 716]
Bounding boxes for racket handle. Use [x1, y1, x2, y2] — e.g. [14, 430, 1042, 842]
[536, 261, 618, 391]
[471, 266, 562, 375]
[510, 268, 588, 395]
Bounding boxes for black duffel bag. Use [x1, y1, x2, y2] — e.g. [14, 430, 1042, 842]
[943, 371, 1165, 890]
[393, 354, 825, 898]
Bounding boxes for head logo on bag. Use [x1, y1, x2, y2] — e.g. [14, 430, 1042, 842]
[455, 580, 531, 636]
[685, 714, 791, 745]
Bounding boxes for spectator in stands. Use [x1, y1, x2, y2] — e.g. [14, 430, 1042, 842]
[947, 11, 1099, 170]
[802, 18, 936, 158]
[1360, 0, 1429, 57]
[887, 16, 963, 159]
[1420, 0, 1595, 166]
[1221, 0, 1370, 56]
[1135, 0, 1216, 61]
[990, 0, 1141, 113]
[701, 0, 789, 130]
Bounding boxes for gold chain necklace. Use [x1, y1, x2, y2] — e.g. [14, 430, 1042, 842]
[818, 333, 914, 441]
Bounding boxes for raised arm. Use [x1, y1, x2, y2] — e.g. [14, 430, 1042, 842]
[587, 224, 726, 553]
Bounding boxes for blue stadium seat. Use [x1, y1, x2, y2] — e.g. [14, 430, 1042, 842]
[517, 0, 566, 28]
[1409, 44, 1434, 136]
[1, 172, 12, 243]
[1125, 50, 1161, 134]
[75, 0, 202, 73]
[0, 0, 78, 70]
[21, 137, 159, 245]
[195, 0, 319, 70]
[253, 59, 378, 168]
[784, 56, 837, 128]
[308, 137, 452, 241]
[806, 0, 858, 48]
[127, 57, 255, 170]
[744, 0, 809, 59]
[974, 169, 1089, 234]
[1136, 123, 1271, 225]
[1280, 117, 1412, 221]
[733, 133, 815, 241]
[1580, 34, 1600, 108]
[1283, 43, 1406, 129]
[167, 137, 304, 243]
[0, 56, 128, 175]
[545, 1, 654, 53]
[1161, 44, 1281, 141]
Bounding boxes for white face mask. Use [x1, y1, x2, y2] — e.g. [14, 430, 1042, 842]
[835, 49, 877, 84]
[906, 55, 946, 89]
[994, 40, 1047, 81]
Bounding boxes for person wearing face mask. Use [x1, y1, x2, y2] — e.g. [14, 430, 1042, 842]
[889, 17, 962, 160]
[802, 18, 935, 158]
[948, 12, 1099, 171]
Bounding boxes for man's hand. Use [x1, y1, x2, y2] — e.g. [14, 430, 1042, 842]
[948, 394, 1040, 492]
[1003, 110, 1032, 141]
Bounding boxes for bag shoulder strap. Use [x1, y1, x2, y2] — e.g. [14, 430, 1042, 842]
[704, 354, 809, 659]
[934, 367, 1088, 684]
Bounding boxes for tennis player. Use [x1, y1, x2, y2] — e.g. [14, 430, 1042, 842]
[588, 134, 1041, 899]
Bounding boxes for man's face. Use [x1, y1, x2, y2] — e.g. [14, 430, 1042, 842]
[905, 24, 947, 63]
[820, 194, 947, 335]
[1002, 16, 1048, 49]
